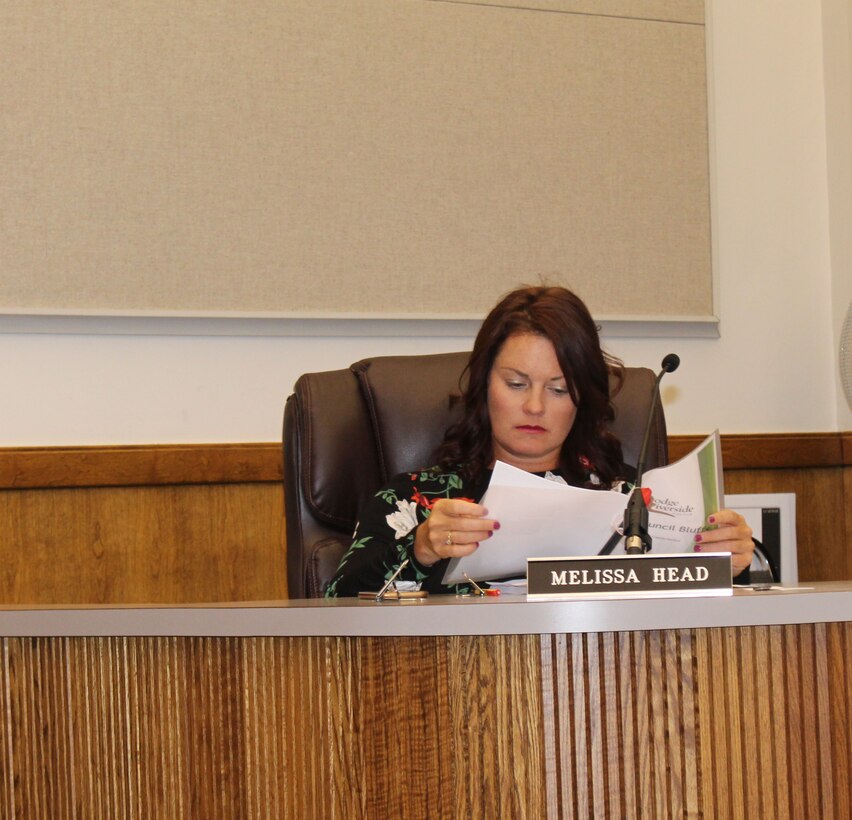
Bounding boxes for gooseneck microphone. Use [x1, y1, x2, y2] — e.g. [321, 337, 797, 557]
[633, 353, 680, 485]
[623, 353, 680, 555]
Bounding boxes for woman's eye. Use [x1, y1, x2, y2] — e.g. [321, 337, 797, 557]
[549, 386, 570, 396]
[507, 381, 527, 390]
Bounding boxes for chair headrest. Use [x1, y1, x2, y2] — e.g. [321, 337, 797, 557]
[351, 351, 470, 481]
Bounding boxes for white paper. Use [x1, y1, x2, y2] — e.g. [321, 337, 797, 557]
[443, 461, 626, 584]
[442, 432, 723, 585]
[643, 431, 723, 552]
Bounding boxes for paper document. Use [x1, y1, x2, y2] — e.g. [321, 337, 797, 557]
[443, 431, 723, 584]
[641, 431, 724, 552]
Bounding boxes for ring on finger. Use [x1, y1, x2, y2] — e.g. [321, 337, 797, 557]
[445, 531, 453, 546]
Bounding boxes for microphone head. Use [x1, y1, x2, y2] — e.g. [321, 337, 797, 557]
[661, 353, 680, 373]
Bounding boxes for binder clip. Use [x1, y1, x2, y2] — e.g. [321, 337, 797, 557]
[463, 573, 500, 597]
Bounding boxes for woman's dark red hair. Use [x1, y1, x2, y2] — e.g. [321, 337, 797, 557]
[434, 285, 625, 487]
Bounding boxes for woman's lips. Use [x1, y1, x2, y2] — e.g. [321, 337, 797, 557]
[516, 425, 546, 432]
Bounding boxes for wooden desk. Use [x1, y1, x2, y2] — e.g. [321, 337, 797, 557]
[2, 584, 850, 818]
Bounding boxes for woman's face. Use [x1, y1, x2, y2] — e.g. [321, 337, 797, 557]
[487, 332, 578, 472]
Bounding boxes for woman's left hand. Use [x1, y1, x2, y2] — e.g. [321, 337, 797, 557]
[693, 508, 754, 577]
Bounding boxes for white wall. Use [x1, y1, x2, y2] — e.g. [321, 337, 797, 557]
[0, 0, 847, 446]
[823, 0, 852, 430]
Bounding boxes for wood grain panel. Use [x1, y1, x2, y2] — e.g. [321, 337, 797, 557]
[1, 624, 850, 817]
[668, 431, 849, 467]
[724, 467, 849, 581]
[0, 433, 848, 489]
[843, 432, 852, 463]
[0, 435, 848, 608]
[0, 483, 286, 604]
[538, 622, 852, 818]
[769, 625, 791, 818]
[828, 623, 851, 820]
[0, 443, 283, 489]
[845, 464, 852, 582]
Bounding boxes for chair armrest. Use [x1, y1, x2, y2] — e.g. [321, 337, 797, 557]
[306, 537, 349, 598]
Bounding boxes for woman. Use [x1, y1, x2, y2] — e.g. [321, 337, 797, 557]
[325, 286, 753, 597]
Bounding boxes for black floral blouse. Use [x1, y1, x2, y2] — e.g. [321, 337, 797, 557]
[325, 462, 629, 598]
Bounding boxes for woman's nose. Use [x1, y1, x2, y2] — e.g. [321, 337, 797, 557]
[524, 389, 545, 414]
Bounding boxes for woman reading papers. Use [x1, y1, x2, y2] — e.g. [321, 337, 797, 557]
[325, 286, 753, 597]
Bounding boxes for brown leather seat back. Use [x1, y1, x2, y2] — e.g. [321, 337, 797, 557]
[607, 368, 668, 474]
[283, 353, 668, 598]
[351, 351, 469, 481]
[283, 367, 381, 597]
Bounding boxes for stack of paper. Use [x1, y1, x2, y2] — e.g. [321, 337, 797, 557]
[443, 431, 722, 584]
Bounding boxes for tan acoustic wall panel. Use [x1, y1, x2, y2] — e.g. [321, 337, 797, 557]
[438, 0, 704, 24]
[1, 1, 711, 319]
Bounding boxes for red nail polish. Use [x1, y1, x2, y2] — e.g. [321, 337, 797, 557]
[708, 515, 716, 524]
[694, 534, 703, 543]
[493, 521, 501, 531]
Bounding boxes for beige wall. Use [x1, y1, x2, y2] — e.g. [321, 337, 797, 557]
[0, 0, 848, 444]
[823, 0, 852, 430]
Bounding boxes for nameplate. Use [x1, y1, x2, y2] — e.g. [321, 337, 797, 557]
[527, 553, 732, 598]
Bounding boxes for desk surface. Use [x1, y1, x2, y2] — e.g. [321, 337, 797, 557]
[1, 581, 850, 637]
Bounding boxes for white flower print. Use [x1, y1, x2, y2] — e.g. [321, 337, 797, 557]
[385, 499, 418, 539]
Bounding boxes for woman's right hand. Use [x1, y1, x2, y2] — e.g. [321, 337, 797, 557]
[413, 498, 500, 567]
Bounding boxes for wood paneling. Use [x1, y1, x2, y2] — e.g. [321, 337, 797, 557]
[1, 622, 849, 817]
[668, 431, 849, 468]
[724, 467, 850, 581]
[0, 483, 287, 604]
[0, 433, 848, 490]
[0, 443, 282, 489]
[843, 431, 852, 463]
[0, 434, 848, 606]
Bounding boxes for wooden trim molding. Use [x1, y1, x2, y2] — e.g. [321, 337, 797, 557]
[0, 443, 283, 489]
[0, 433, 849, 490]
[667, 432, 850, 469]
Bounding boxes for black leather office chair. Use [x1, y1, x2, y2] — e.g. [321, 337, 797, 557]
[283, 352, 668, 598]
